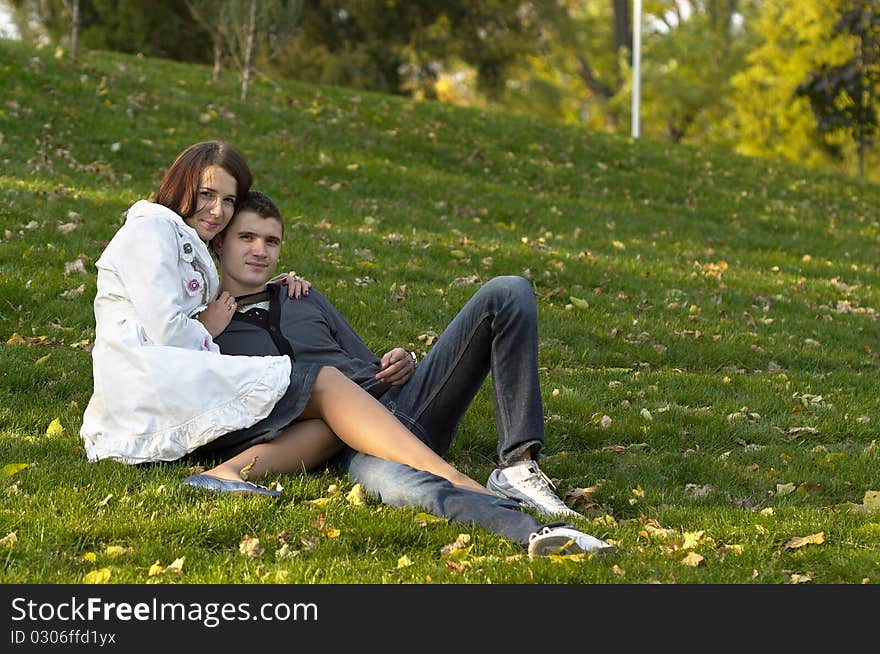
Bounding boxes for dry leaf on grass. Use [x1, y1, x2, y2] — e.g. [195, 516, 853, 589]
[440, 534, 471, 557]
[46, 418, 64, 438]
[1, 463, 28, 477]
[346, 483, 366, 506]
[414, 512, 448, 527]
[775, 483, 796, 496]
[238, 536, 264, 559]
[164, 557, 185, 574]
[238, 457, 258, 481]
[681, 552, 704, 567]
[104, 545, 132, 557]
[83, 567, 112, 584]
[783, 532, 825, 550]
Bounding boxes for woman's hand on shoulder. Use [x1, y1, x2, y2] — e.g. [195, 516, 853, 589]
[197, 291, 238, 337]
[269, 271, 312, 299]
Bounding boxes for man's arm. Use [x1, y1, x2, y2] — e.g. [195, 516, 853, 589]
[303, 289, 414, 385]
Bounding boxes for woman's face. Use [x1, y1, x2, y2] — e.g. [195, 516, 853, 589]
[184, 165, 237, 242]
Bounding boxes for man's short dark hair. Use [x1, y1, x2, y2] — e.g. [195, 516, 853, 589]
[238, 190, 281, 219]
[235, 190, 284, 236]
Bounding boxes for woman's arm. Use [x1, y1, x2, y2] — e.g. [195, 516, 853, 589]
[111, 205, 218, 350]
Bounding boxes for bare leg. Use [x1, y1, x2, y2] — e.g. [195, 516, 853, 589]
[299, 367, 492, 495]
[203, 419, 342, 482]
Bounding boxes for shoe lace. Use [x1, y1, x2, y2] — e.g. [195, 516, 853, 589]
[521, 467, 570, 508]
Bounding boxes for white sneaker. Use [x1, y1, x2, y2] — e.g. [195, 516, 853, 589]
[527, 524, 617, 558]
[486, 460, 582, 519]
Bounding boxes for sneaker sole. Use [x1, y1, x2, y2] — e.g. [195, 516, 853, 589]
[528, 535, 619, 558]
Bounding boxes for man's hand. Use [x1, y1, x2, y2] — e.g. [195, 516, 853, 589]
[197, 291, 237, 337]
[375, 347, 415, 386]
[269, 271, 312, 299]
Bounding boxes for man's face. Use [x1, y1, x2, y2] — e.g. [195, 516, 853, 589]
[214, 209, 283, 293]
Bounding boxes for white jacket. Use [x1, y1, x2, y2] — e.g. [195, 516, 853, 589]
[81, 200, 292, 464]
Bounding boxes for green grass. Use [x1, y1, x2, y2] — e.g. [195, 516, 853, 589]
[1, 39, 879, 584]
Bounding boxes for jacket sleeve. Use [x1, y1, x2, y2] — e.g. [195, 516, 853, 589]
[302, 289, 380, 363]
[110, 206, 217, 351]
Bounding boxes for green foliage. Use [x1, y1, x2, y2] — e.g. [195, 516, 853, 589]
[1, 41, 879, 583]
[728, 0, 880, 178]
[796, 0, 880, 177]
[270, 0, 541, 96]
[10, 0, 212, 62]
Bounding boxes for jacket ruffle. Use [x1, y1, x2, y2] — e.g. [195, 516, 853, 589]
[83, 354, 292, 464]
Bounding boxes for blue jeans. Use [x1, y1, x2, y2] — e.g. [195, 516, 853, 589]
[336, 276, 546, 546]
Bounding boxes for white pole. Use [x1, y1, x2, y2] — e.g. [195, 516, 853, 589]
[631, 0, 642, 139]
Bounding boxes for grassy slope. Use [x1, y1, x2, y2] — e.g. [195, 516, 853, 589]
[1, 39, 879, 584]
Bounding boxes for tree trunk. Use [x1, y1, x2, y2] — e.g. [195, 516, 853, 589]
[612, 0, 631, 62]
[62, 0, 80, 61]
[241, 0, 257, 102]
[71, 0, 79, 61]
[213, 29, 222, 82]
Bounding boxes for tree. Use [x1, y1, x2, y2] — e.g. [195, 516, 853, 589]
[272, 1, 542, 97]
[185, 0, 230, 82]
[496, 1, 759, 141]
[212, 0, 303, 102]
[60, 0, 80, 61]
[728, 0, 865, 176]
[796, 0, 880, 178]
[9, 0, 212, 63]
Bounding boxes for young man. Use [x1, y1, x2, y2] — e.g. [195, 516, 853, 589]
[209, 191, 616, 557]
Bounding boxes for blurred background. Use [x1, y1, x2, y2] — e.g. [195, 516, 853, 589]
[4, 1, 879, 181]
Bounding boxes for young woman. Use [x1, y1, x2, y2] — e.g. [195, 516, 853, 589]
[81, 141, 489, 496]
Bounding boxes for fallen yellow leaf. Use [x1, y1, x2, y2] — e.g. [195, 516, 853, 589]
[414, 512, 448, 526]
[775, 483, 796, 496]
[83, 567, 112, 584]
[148, 561, 164, 577]
[104, 545, 131, 557]
[681, 530, 705, 550]
[718, 544, 744, 556]
[397, 555, 413, 569]
[346, 483, 366, 507]
[864, 490, 880, 512]
[46, 418, 64, 438]
[681, 552, 704, 567]
[0, 532, 17, 548]
[783, 532, 825, 550]
[643, 520, 676, 540]
[789, 573, 812, 584]
[238, 457, 258, 480]
[1, 463, 28, 477]
[440, 534, 472, 558]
